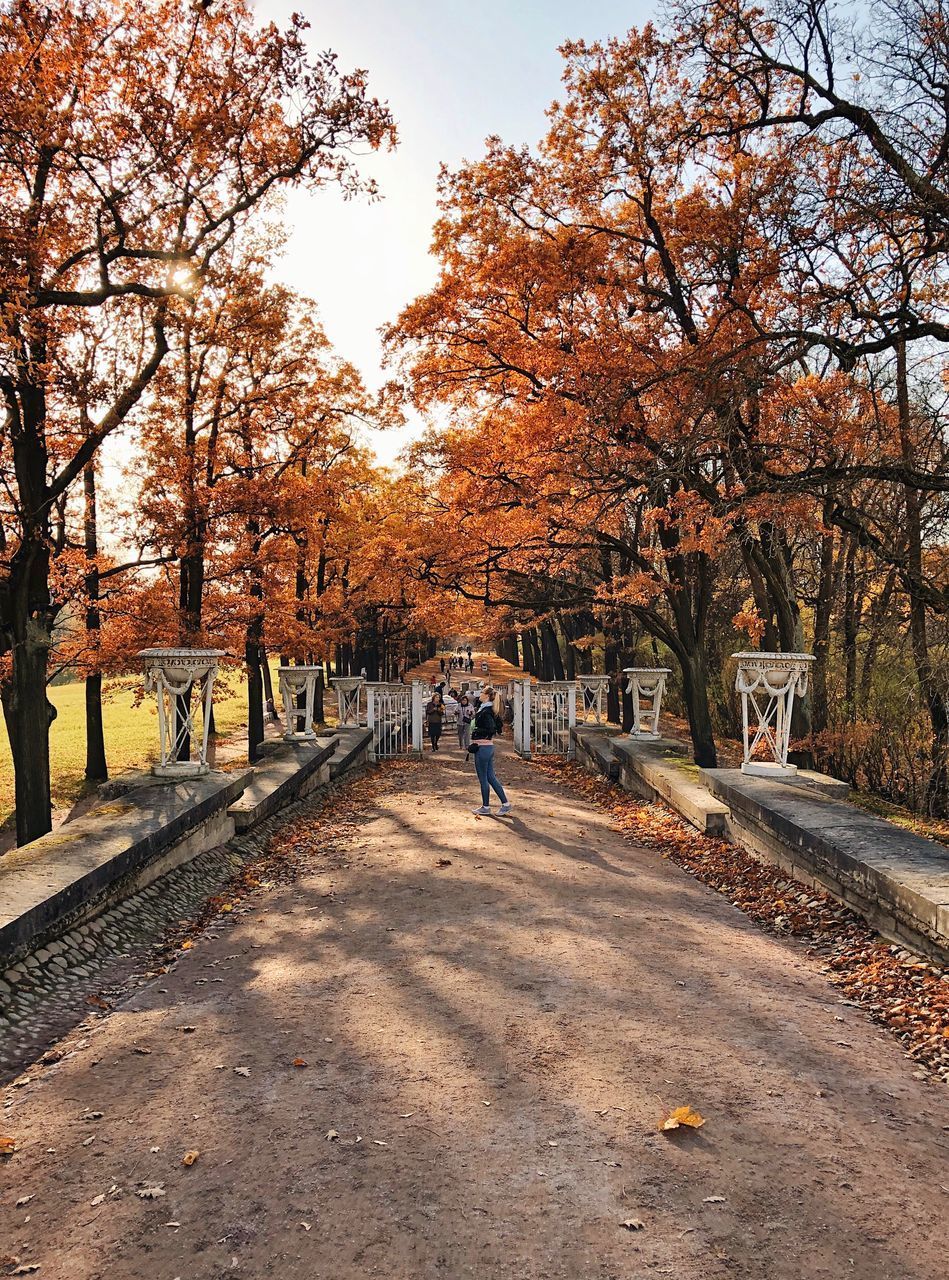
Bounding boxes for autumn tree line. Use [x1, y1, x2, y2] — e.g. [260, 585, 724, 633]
[390, 0, 949, 818]
[0, 1, 494, 848]
[3, 0, 949, 850]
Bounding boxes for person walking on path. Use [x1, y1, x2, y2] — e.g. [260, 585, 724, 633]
[469, 686, 511, 816]
[457, 693, 474, 751]
[426, 691, 446, 752]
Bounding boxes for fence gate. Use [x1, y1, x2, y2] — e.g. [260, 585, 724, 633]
[366, 682, 423, 761]
[528, 681, 576, 757]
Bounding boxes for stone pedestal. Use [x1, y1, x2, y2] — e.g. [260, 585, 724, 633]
[732, 652, 814, 777]
[139, 648, 226, 778]
[330, 676, 365, 728]
[278, 665, 323, 741]
[623, 667, 671, 738]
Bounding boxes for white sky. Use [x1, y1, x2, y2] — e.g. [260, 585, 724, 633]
[252, 0, 656, 464]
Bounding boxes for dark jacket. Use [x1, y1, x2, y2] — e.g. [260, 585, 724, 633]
[472, 702, 502, 741]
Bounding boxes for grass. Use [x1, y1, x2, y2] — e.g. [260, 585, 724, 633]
[0, 669, 260, 827]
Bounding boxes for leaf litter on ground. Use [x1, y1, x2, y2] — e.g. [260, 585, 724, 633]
[658, 1104, 706, 1133]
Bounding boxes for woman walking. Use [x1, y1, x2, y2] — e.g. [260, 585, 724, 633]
[469, 687, 512, 816]
[457, 693, 474, 751]
[426, 690, 445, 752]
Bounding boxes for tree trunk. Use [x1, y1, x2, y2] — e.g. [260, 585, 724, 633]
[313, 668, 325, 724]
[897, 340, 949, 816]
[605, 632, 621, 725]
[3, 366, 56, 845]
[83, 463, 108, 782]
[680, 648, 718, 767]
[540, 620, 566, 681]
[246, 623, 265, 763]
[2, 618, 55, 845]
[842, 536, 860, 721]
[859, 569, 896, 716]
[810, 498, 835, 735]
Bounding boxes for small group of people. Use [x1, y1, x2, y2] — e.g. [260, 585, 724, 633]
[440, 647, 476, 675]
[425, 683, 511, 816]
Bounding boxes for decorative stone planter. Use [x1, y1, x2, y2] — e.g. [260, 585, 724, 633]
[577, 674, 611, 725]
[138, 648, 226, 778]
[732, 652, 814, 777]
[277, 665, 323, 741]
[623, 668, 671, 738]
[330, 675, 365, 728]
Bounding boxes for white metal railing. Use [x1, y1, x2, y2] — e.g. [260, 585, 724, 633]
[367, 683, 419, 760]
[529, 681, 576, 757]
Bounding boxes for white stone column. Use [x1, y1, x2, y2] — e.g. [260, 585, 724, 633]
[577, 674, 611, 724]
[411, 681, 426, 755]
[623, 667, 672, 738]
[330, 676, 365, 727]
[277, 665, 322, 741]
[733, 652, 814, 777]
[139, 648, 226, 777]
[512, 678, 532, 757]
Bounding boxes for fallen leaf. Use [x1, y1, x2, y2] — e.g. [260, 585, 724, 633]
[181, 1150, 200, 1167]
[233, 1067, 251, 1078]
[180, 941, 194, 951]
[150, 1146, 160, 1153]
[15, 1196, 32, 1207]
[137, 1184, 166, 1199]
[164, 1222, 180, 1228]
[300, 1221, 311, 1231]
[703, 1195, 726, 1204]
[85, 995, 110, 1010]
[436, 858, 452, 867]
[82, 1137, 94, 1148]
[180, 1026, 197, 1034]
[398, 1112, 415, 1119]
[621, 1218, 645, 1231]
[291, 1058, 307, 1068]
[326, 1129, 339, 1141]
[133, 1047, 151, 1056]
[90, 1194, 105, 1207]
[658, 1105, 705, 1133]
[0, 1136, 17, 1155]
[13, 1265, 41, 1275]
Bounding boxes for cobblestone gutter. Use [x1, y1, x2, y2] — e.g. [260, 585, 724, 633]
[0, 764, 367, 1082]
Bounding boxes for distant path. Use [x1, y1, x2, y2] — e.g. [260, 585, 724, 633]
[404, 649, 527, 687]
[2, 741, 948, 1279]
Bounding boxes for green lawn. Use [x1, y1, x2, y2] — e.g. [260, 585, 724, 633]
[0, 670, 258, 827]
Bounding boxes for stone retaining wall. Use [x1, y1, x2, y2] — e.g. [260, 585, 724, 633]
[571, 726, 949, 964]
[0, 728, 372, 971]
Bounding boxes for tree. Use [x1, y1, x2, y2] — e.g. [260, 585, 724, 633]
[0, 0, 395, 843]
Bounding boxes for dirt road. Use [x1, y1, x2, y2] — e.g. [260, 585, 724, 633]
[2, 742, 948, 1279]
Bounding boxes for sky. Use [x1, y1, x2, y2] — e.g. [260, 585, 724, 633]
[252, 0, 657, 463]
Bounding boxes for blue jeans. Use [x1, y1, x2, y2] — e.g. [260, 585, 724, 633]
[474, 743, 507, 806]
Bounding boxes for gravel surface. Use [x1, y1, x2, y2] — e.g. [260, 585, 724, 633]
[2, 742, 949, 1279]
